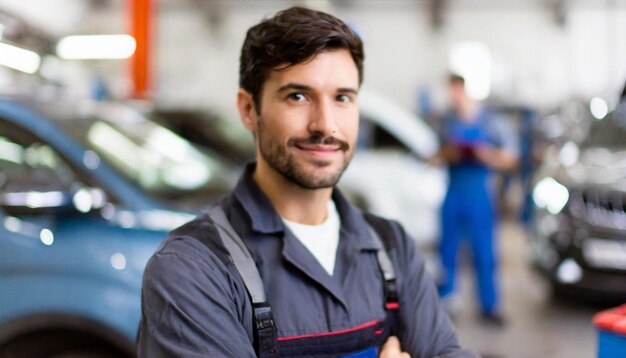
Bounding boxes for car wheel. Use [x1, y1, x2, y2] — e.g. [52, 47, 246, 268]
[0, 328, 132, 358]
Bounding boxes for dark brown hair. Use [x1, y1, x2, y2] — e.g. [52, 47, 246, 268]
[239, 6, 364, 112]
[448, 73, 465, 86]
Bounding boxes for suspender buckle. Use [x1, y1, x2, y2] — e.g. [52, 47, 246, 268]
[253, 302, 275, 331]
[385, 279, 399, 305]
[253, 302, 278, 356]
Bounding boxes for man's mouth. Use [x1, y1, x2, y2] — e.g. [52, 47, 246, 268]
[288, 134, 350, 154]
[293, 144, 342, 159]
[295, 143, 341, 152]
[287, 134, 350, 161]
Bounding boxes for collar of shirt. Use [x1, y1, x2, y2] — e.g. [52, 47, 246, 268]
[232, 163, 380, 252]
[228, 163, 383, 307]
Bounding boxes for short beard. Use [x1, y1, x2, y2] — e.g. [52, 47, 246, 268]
[257, 118, 352, 190]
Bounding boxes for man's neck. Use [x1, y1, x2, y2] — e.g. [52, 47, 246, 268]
[253, 160, 333, 225]
[457, 99, 479, 122]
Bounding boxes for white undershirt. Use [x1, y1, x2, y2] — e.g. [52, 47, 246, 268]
[281, 200, 341, 276]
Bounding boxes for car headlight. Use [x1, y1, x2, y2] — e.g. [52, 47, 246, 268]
[533, 177, 569, 214]
[558, 141, 579, 167]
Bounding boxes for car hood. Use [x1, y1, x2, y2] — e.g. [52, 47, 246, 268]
[562, 146, 626, 191]
[102, 207, 196, 232]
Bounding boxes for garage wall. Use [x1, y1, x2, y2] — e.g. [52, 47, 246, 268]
[154, 0, 626, 114]
[1, 0, 624, 113]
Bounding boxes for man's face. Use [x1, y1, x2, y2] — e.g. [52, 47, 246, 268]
[248, 49, 360, 189]
[449, 81, 466, 108]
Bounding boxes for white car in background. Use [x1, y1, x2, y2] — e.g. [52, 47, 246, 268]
[340, 88, 447, 250]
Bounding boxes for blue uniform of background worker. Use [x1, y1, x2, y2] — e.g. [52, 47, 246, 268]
[435, 74, 519, 325]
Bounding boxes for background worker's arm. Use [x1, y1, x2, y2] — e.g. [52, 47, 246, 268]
[475, 114, 520, 172]
[474, 145, 518, 171]
[137, 237, 257, 358]
[429, 144, 461, 166]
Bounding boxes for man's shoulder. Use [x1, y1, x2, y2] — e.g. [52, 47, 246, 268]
[333, 193, 415, 259]
[360, 211, 428, 287]
[361, 211, 410, 252]
[363, 212, 417, 261]
[149, 213, 232, 271]
[482, 110, 519, 151]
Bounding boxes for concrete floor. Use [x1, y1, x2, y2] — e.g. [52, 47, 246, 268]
[451, 220, 601, 358]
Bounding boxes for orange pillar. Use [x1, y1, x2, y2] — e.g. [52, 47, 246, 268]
[128, 0, 153, 99]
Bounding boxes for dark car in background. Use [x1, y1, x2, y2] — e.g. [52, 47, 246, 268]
[0, 97, 235, 356]
[152, 109, 256, 166]
[529, 103, 626, 302]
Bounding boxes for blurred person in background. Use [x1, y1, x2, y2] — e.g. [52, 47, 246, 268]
[433, 74, 519, 326]
[138, 7, 477, 358]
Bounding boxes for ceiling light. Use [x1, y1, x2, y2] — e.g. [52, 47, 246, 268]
[0, 42, 41, 74]
[57, 34, 136, 60]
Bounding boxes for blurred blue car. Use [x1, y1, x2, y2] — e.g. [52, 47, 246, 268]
[0, 97, 235, 356]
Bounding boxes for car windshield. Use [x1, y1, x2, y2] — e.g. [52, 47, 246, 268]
[53, 105, 235, 210]
[583, 105, 626, 149]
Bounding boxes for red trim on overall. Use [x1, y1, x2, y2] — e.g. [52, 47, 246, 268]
[386, 302, 400, 310]
[374, 329, 384, 335]
[277, 320, 380, 342]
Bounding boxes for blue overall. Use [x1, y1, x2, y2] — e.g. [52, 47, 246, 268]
[438, 108, 499, 314]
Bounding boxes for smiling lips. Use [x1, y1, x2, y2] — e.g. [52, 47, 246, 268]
[295, 143, 341, 157]
[288, 134, 350, 159]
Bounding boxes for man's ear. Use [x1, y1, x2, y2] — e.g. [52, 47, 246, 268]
[237, 89, 258, 133]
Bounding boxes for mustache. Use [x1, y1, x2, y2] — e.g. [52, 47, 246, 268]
[288, 133, 350, 151]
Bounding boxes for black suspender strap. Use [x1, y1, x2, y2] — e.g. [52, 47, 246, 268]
[208, 206, 278, 357]
[365, 224, 400, 336]
[366, 224, 396, 282]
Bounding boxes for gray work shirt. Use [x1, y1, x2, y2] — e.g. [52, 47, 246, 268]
[138, 164, 477, 357]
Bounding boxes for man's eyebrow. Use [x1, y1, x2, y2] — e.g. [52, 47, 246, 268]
[277, 83, 358, 95]
[337, 87, 358, 94]
[277, 83, 313, 93]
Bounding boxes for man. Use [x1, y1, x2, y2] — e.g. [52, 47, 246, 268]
[138, 7, 476, 357]
[435, 74, 518, 325]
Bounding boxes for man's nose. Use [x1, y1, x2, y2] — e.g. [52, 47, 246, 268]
[307, 98, 338, 136]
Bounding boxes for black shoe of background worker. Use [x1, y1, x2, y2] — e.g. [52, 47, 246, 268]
[480, 312, 507, 328]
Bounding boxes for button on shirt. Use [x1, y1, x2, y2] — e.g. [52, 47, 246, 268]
[137, 163, 477, 358]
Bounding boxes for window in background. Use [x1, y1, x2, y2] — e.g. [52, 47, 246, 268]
[449, 41, 492, 100]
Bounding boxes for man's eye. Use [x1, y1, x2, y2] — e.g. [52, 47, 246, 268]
[337, 94, 351, 103]
[287, 93, 306, 101]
